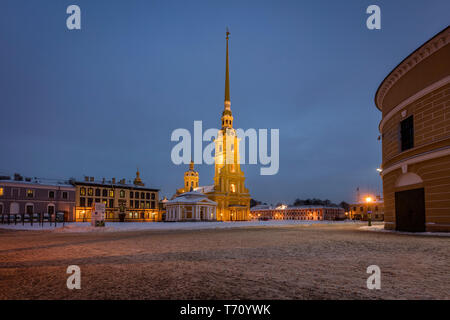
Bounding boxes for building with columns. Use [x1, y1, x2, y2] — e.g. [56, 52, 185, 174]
[165, 191, 217, 221]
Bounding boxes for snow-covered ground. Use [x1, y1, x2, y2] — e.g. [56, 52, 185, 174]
[359, 224, 450, 237]
[0, 220, 359, 233]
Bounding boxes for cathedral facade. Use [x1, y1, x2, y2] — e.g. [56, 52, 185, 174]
[176, 31, 251, 221]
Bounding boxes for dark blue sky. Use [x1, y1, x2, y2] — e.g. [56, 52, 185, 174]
[1, 0, 449, 204]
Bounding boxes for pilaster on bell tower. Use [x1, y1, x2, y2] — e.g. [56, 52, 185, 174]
[221, 28, 234, 130]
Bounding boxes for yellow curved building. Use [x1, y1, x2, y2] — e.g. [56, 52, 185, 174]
[375, 27, 450, 232]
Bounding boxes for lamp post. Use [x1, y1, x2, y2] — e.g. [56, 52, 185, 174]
[365, 196, 373, 227]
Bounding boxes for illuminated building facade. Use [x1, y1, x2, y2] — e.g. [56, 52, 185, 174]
[74, 169, 161, 222]
[250, 205, 345, 221]
[375, 27, 450, 232]
[348, 198, 384, 221]
[165, 190, 217, 221]
[0, 174, 75, 221]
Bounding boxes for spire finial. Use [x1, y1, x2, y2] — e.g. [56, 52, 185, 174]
[133, 167, 144, 186]
[224, 28, 231, 109]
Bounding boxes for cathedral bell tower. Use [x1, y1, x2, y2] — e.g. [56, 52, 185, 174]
[209, 29, 250, 221]
[184, 160, 199, 191]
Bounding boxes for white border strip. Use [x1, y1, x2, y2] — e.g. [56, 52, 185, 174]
[381, 146, 450, 176]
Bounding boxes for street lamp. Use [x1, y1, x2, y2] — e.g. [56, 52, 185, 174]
[365, 196, 373, 226]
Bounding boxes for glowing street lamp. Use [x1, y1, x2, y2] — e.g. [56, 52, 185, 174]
[365, 196, 373, 226]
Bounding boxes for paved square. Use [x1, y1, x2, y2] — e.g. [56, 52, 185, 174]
[0, 222, 448, 299]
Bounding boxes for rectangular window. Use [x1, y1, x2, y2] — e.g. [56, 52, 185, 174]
[80, 197, 86, 206]
[62, 192, 68, 200]
[151, 193, 155, 200]
[87, 198, 93, 207]
[109, 190, 114, 198]
[109, 199, 114, 208]
[400, 116, 414, 151]
[135, 191, 139, 199]
[88, 188, 93, 196]
[135, 201, 139, 209]
[49, 191, 55, 199]
[95, 198, 100, 203]
[120, 190, 125, 198]
[80, 187, 86, 196]
[102, 189, 107, 197]
[146, 193, 150, 200]
[151, 201, 155, 209]
[130, 200, 133, 207]
[146, 201, 150, 208]
[130, 191, 134, 198]
[27, 189, 34, 198]
[95, 189, 100, 197]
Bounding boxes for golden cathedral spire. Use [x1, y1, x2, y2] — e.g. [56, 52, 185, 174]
[221, 28, 234, 129]
[224, 28, 231, 109]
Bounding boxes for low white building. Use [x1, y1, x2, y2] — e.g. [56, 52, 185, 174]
[165, 191, 217, 222]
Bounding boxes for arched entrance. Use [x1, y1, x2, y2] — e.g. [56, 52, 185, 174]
[394, 172, 425, 232]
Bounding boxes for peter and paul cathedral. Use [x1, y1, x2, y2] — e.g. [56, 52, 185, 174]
[175, 30, 251, 221]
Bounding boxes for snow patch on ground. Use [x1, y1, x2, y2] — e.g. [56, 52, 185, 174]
[359, 224, 450, 237]
[0, 220, 358, 233]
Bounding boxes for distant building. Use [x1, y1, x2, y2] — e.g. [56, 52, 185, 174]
[0, 175, 75, 221]
[73, 169, 160, 222]
[250, 205, 345, 221]
[165, 191, 217, 222]
[375, 27, 450, 232]
[348, 198, 384, 221]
